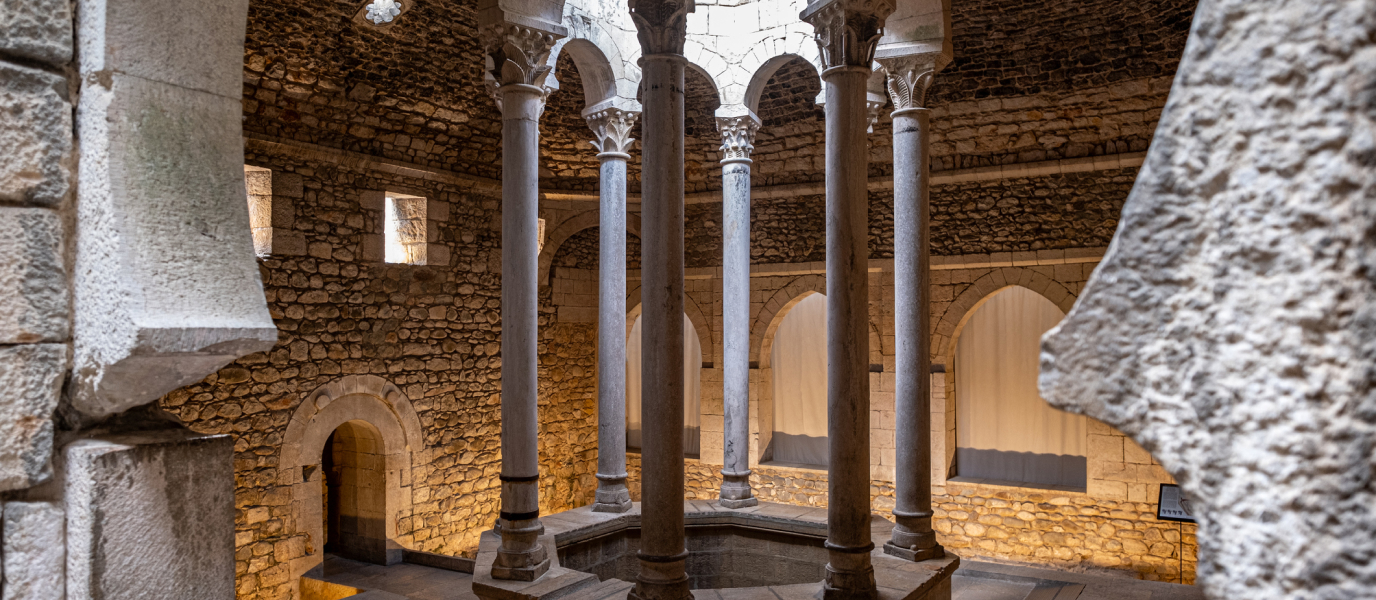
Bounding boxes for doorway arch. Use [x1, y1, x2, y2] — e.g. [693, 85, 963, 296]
[281, 375, 423, 577]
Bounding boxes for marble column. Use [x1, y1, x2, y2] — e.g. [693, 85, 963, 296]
[481, 21, 562, 582]
[801, 1, 893, 599]
[629, 2, 694, 600]
[717, 113, 761, 509]
[877, 56, 944, 562]
[586, 106, 639, 514]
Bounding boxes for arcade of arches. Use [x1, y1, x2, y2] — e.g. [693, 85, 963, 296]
[196, 0, 1199, 595]
[27, 0, 1365, 597]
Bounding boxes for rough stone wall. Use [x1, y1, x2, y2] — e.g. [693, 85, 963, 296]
[1039, 0, 1376, 597]
[749, 58, 826, 187]
[935, 0, 1195, 103]
[157, 152, 598, 599]
[684, 68, 725, 193]
[677, 168, 1133, 269]
[551, 227, 642, 271]
[241, 0, 502, 179]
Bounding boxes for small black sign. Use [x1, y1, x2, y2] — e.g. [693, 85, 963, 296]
[1156, 483, 1196, 523]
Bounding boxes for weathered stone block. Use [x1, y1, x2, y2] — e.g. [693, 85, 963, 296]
[72, 72, 276, 417]
[3, 501, 65, 600]
[65, 430, 235, 600]
[76, 0, 249, 98]
[0, 208, 68, 344]
[0, 344, 64, 492]
[0, 62, 72, 207]
[0, 0, 73, 65]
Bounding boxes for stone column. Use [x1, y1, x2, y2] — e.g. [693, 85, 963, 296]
[586, 106, 639, 514]
[877, 56, 944, 562]
[717, 113, 761, 509]
[801, 1, 892, 599]
[481, 21, 563, 582]
[629, 1, 694, 600]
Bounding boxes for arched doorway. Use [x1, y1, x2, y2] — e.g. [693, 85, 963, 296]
[626, 311, 704, 456]
[769, 293, 828, 468]
[322, 420, 388, 563]
[282, 375, 424, 579]
[954, 285, 1087, 488]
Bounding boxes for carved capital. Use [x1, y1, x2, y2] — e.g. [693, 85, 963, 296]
[801, 0, 895, 70]
[629, 0, 694, 56]
[716, 115, 760, 162]
[866, 95, 885, 136]
[877, 55, 938, 110]
[586, 108, 639, 155]
[481, 21, 561, 111]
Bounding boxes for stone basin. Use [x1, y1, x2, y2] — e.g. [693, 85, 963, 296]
[472, 501, 957, 600]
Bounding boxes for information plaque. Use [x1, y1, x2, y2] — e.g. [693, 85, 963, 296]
[1156, 483, 1196, 523]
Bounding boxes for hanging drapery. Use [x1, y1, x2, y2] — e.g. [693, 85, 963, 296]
[625, 313, 702, 455]
[770, 293, 829, 467]
[956, 286, 1086, 488]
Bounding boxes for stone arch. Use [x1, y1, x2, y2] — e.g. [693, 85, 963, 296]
[537, 209, 643, 285]
[750, 275, 825, 367]
[717, 28, 823, 111]
[548, 16, 639, 105]
[624, 287, 713, 360]
[281, 375, 423, 577]
[935, 274, 1078, 483]
[934, 268, 1076, 366]
[551, 37, 623, 109]
[741, 53, 821, 116]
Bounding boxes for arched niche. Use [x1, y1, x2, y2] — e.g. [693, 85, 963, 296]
[281, 375, 423, 580]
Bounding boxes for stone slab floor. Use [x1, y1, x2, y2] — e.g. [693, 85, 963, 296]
[317, 555, 1205, 600]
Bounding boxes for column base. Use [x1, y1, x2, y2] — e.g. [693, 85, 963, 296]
[823, 544, 877, 600]
[883, 539, 944, 562]
[718, 497, 758, 509]
[631, 552, 692, 600]
[492, 518, 551, 582]
[593, 475, 633, 513]
[719, 469, 757, 508]
[885, 517, 943, 561]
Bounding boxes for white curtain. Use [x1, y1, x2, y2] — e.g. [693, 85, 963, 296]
[626, 313, 702, 455]
[956, 286, 1086, 486]
[770, 294, 829, 467]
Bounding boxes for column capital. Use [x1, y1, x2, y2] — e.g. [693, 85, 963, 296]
[586, 107, 640, 156]
[716, 114, 761, 162]
[800, 0, 896, 71]
[877, 54, 939, 111]
[866, 93, 886, 135]
[629, 0, 695, 56]
[481, 21, 562, 110]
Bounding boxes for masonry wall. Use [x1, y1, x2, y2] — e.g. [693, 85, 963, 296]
[540, 233, 1199, 584]
[158, 149, 600, 599]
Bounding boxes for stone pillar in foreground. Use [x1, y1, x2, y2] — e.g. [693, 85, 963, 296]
[481, 19, 564, 582]
[801, 0, 893, 598]
[717, 112, 761, 509]
[586, 104, 639, 514]
[877, 54, 944, 562]
[629, 1, 694, 599]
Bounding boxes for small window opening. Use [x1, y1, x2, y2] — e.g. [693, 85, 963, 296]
[385, 193, 427, 264]
[244, 166, 273, 257]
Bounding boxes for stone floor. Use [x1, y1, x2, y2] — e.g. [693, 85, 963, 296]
[316, 554, 1205, 600]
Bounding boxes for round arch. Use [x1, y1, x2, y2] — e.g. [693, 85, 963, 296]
[741, 53, 820, 116]
[624, 286, 714, 360]
[934, 268, 1077, 366]
[547, 19, 638, 108]
[537, 209, 644, 286]
[281, 375, 424, 576]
